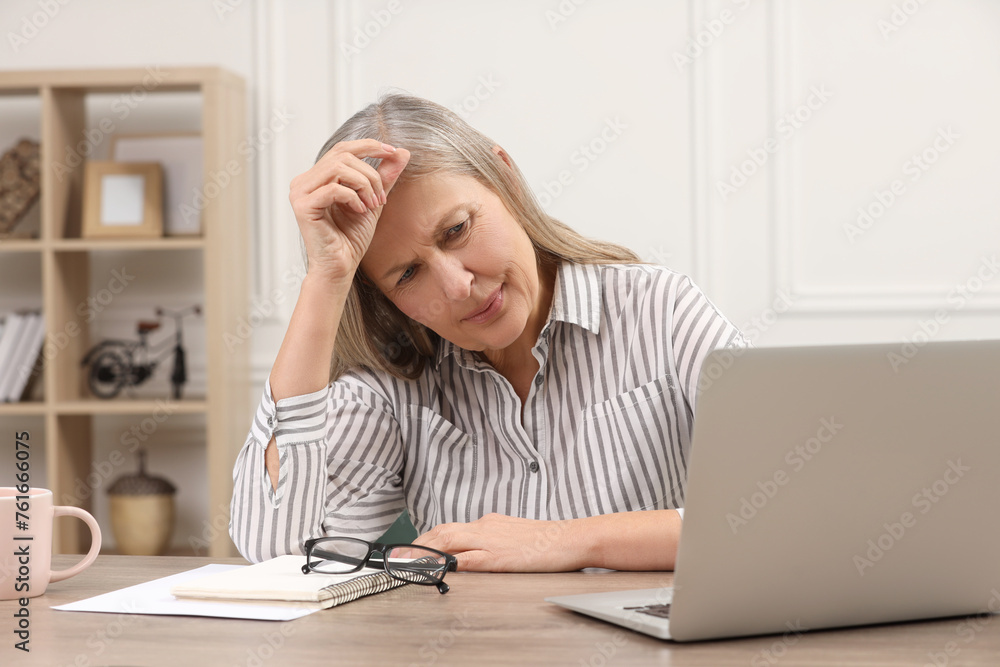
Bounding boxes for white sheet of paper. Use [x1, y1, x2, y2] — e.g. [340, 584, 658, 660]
[51, 564, 316, 621]
[100, 174, 145, 225]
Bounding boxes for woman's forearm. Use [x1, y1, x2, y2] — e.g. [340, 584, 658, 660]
[270, 271, 353, 399]
[413, 510, 683, 572]
[571, 509, 683, 570]
[264, 271, 354, 490]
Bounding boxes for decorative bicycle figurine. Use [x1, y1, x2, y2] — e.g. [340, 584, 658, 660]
[81, 305, 201, 400]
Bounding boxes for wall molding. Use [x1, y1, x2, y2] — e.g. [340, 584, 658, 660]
[690, 0, 711, 293]
[330, 0, 360, 128]
[768, 0, 1000, 314]
[250, 0, 272, 302]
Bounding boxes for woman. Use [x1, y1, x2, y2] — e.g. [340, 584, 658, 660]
[230, 93, 747, 570]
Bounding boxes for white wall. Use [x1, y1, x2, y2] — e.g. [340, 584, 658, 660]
[708, 0, 1000, 347]
[2, 0, 998, 550]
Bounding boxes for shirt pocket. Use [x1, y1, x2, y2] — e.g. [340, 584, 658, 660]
[400, 405, 479, 528]
[574, 374, 685, 515]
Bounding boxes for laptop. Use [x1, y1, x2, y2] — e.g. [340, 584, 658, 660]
[546, 339, 1000, 641]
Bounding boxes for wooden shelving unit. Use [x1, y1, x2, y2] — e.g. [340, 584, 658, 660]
[0, 67, 250, 557]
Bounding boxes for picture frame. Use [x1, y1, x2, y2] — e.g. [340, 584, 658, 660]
[82, 161, 163, 239]
[109, 133, 203, 236]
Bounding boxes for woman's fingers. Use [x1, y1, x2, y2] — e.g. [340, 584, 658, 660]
[312, 161, 379, 211]
[291, 139, 397, 204]
[291, 162, 377, 212]
[287, 139, 409, 276]
[304, 180, 369, 217]
[377, 147, 410, 199]
[292, 146, 410, 227]
[339, 152, 387, 208]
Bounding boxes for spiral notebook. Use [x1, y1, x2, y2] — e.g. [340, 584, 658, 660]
[170, 555, 408, 609]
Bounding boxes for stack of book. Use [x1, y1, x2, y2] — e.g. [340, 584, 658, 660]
[0, 309, 46, 403]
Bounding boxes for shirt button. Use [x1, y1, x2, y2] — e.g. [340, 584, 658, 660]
[534, 375, 543, 387]
[529, 461, 539, 473]
[267, 416, 274, 427]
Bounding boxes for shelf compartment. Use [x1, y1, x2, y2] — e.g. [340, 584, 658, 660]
[45, 251, 90, 402]
[0, 251, 42, 310]
[49, 413, 94, 551]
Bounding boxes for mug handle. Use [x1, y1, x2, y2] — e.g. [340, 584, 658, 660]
[49, 506, 102, 583]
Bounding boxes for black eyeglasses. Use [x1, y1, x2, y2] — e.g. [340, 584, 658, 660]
[301, 536, 458, 594]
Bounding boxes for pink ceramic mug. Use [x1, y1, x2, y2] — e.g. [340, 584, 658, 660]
[0, 487, 102, 600]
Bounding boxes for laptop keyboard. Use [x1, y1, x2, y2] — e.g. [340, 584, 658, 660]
[623, 603, 672, 619]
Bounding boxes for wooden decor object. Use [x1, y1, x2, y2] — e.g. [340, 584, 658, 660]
[0, 138, 41, 238]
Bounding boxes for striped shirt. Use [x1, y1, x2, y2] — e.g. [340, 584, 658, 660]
[230, 262, 748, 562]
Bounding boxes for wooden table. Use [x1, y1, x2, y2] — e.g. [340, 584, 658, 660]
[3, 555, 1000, 665]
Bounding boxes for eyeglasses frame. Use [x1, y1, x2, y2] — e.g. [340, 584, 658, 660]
[301, 536, 458, 594]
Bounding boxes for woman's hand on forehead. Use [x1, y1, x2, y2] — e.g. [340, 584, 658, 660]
[289, 139, 410, 282]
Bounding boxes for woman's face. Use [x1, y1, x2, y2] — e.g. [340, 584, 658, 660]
[360, 170, 544, 354]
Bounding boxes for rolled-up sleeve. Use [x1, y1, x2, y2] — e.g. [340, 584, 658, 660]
[229, 372, 406, 563]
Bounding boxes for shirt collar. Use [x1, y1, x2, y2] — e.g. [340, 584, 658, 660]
[433, 261, 604, 369]
[548, 260, 603, 336]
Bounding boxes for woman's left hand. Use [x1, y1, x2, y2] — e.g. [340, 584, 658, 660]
[412, 513, 587, 572]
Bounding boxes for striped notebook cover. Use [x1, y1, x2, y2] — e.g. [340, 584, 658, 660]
[170, 555, 408, 609]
